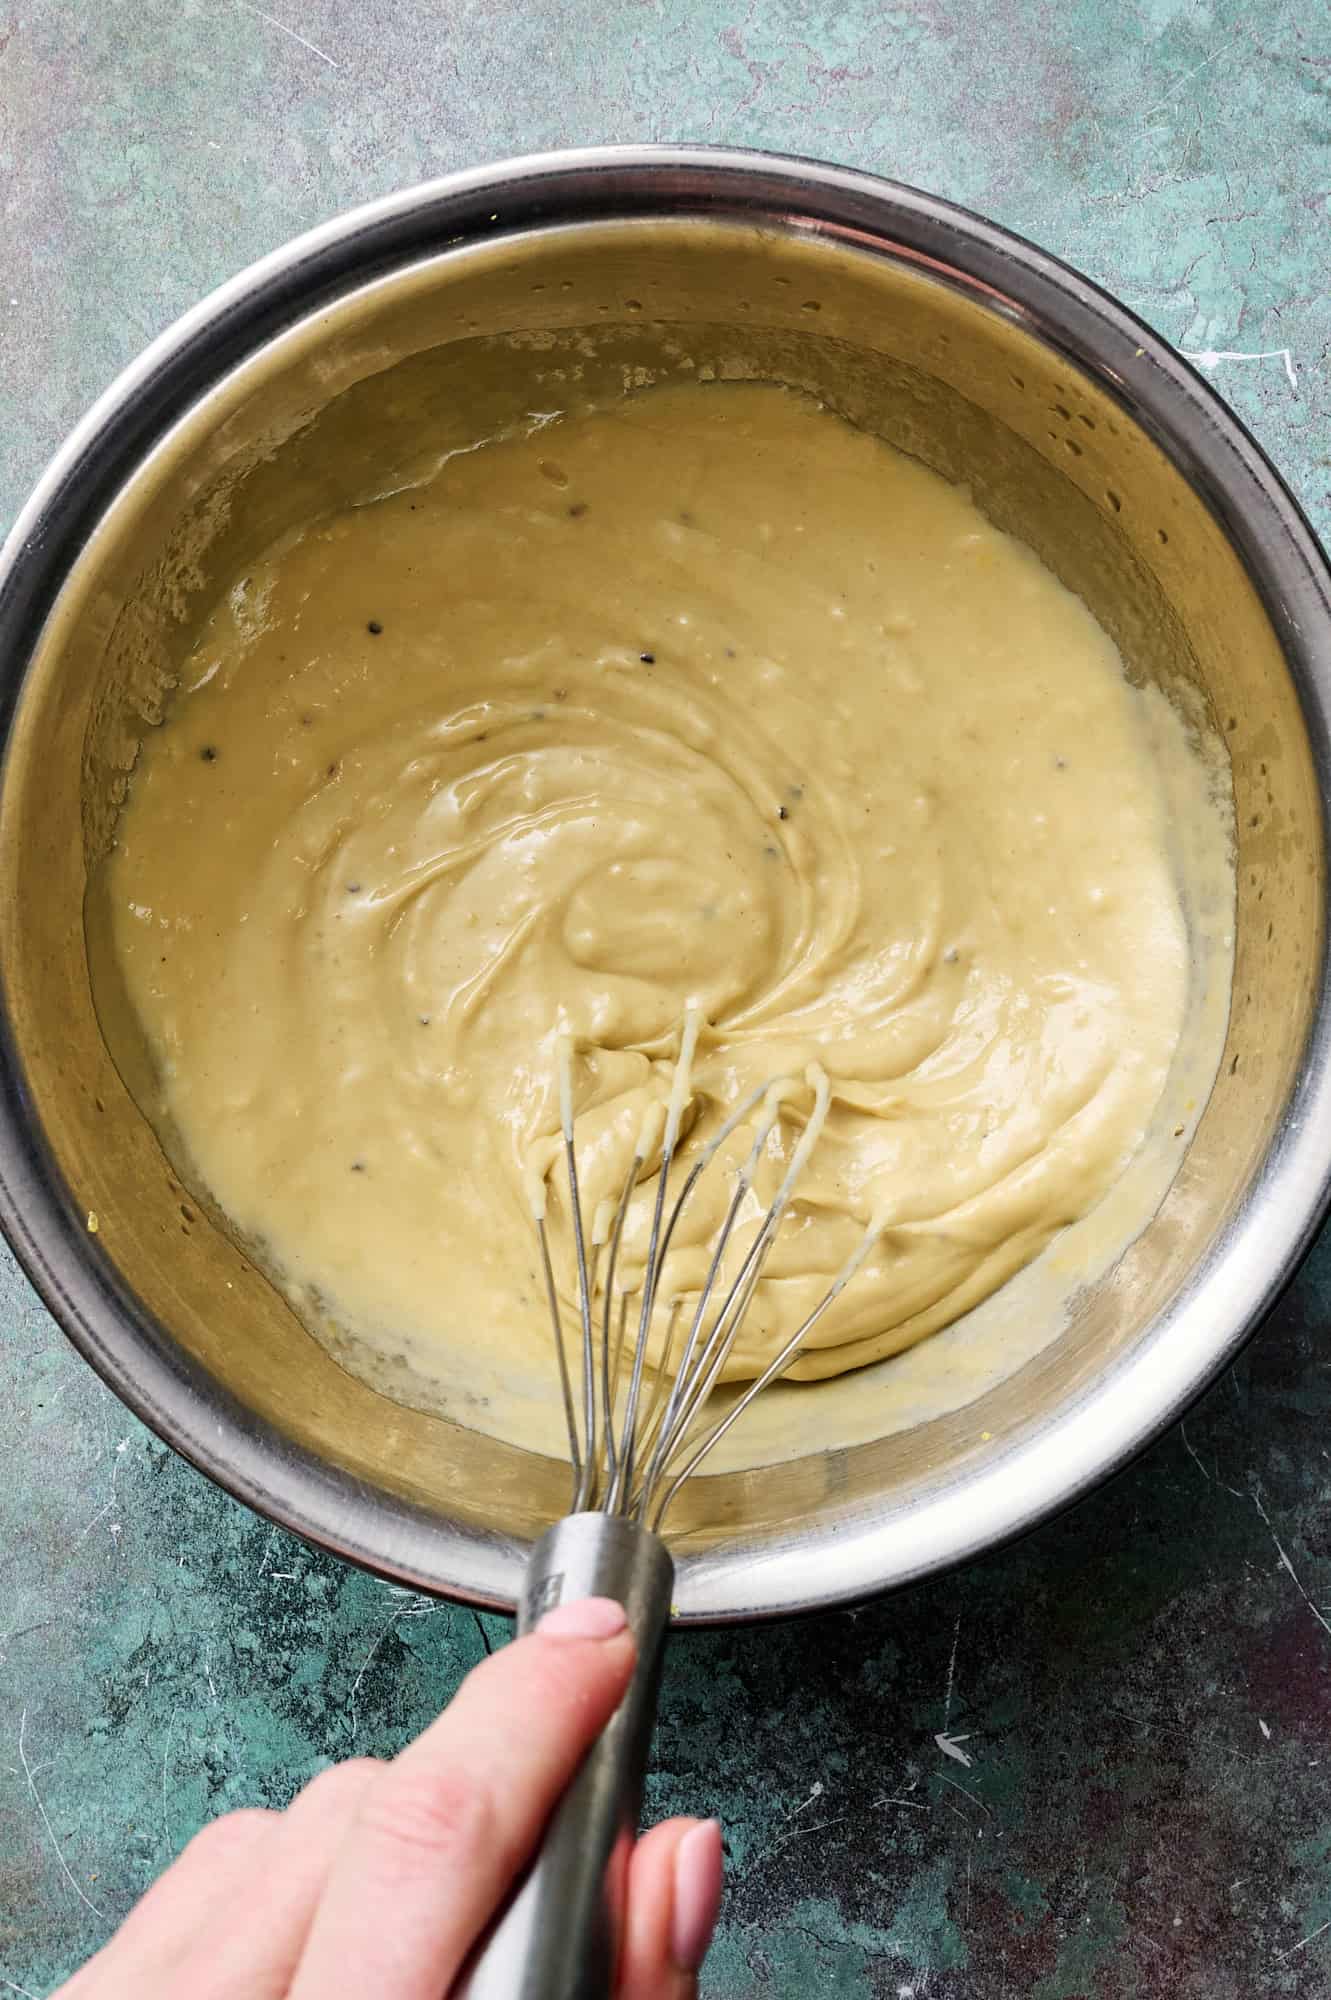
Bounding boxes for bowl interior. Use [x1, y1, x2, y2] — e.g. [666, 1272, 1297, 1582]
[1, 199, 1323, 1614]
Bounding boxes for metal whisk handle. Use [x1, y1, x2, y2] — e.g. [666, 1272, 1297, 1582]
[455, 1512, 675, 1999]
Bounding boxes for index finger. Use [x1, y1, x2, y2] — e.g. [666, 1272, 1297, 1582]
[289, 1596, 635, 2000]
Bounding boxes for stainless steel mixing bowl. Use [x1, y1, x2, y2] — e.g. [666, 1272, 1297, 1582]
[2, 147, 1330, 1620]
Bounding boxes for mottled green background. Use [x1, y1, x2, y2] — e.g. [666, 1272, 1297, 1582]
[3, 2, 1331, 1994]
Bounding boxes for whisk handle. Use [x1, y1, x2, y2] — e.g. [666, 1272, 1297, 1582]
[455, 1512, 674, 2000]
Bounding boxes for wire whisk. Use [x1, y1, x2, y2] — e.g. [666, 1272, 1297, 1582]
[464, 1006, 883, 1998]
[527, 1003, 883, 1530]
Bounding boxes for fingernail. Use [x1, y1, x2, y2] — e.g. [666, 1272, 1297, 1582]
[536, 1595, 629, 1642]
[670, 1818, 723, 1973]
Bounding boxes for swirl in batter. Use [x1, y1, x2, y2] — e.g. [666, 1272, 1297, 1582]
[105, 382, 1198, 1414]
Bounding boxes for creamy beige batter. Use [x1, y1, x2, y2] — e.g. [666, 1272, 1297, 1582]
[103, 382, 1219, 1443]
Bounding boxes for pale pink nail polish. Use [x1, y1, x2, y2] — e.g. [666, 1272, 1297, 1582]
[670, 1818, 724, 1972]
[535, 1595, 629, 1641]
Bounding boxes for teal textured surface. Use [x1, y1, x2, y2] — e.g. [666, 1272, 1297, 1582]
[3, 4, 1331, 1993]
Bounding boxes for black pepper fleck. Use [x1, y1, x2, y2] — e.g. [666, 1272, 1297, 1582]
[777, 804, 789, 820]
[367, 620, 383, 635]
[346, 881, 362, 894]
[640, 652, 655, 664]
[350, 1160, 366, 1173]
[568, 502, 588, 519]
[200, 745, 218, 762]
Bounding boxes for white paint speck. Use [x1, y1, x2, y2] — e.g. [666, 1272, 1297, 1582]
[934, 1731, 974, 1769]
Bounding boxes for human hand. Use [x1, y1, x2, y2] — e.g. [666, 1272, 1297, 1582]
[54, 1596, 722, 1998]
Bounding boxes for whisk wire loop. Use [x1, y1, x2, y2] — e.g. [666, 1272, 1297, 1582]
[535, 1017, 877, 1527]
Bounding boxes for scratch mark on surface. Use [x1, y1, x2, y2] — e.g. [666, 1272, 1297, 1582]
[942, 1611, 961, 1731]
[347, 1607, 408, 1740]
[1253, 1490, 1331, 1640]
[1276, 1918, 1331, 1962]
[161, 1711, 178, 1856]
[18, 1711, 107, 1920]
[1, 1981, 40, 1997]
[768, 1814, 847, 1855]
[1179, 1430, 1244, 1500]
[232, 0, 338, 69]
[1142, 36, 1240, 116]
[0, 1620, 60, 1667]
[1183, 346, 1299, 393]
[383, 1585, 435, 1618]
[74, 1497, 115, 1545]
[750, 1783, 844, 1867]
[1180, 1421, 1211, 1485]
[939, 1773, 993, 1818]
[75, 1435, 131, 1546]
